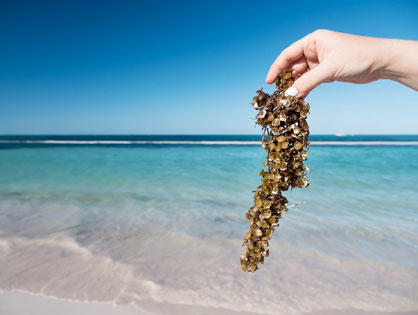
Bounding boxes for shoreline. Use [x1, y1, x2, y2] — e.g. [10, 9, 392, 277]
[1, 290, 417, 315]
[0, 290, 142, 315]
[0, 290, 259, 315]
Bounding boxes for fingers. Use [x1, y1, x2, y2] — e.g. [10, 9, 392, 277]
[289, 57, 308, 77]
[290, 62, 334, 98]
[266, 31, 333, 96]
[266, 39, 305, 84]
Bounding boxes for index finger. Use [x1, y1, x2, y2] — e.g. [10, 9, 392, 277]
[265, 38, 306, 84]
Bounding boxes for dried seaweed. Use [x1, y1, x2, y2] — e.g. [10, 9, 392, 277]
[241, 70, 310, 272]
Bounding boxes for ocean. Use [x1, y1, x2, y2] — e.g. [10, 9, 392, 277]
[0, 135, 417, 314]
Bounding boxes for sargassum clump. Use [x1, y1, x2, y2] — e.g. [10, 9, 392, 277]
[241, 70, 311, 272]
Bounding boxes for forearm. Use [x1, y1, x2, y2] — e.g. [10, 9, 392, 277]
[378, 38, 418, 90]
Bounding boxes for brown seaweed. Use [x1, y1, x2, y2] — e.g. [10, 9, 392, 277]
[241, 70, 310, 272]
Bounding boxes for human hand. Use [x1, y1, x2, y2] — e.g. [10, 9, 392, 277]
[266, 29, 418, 98]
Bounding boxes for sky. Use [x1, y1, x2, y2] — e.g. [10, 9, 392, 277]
[0, 0, 417, 135]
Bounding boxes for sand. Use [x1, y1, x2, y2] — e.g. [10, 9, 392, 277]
[1, 291, 417, 315]
[0, 291, 258, 315]
[0, 291, 142, 315]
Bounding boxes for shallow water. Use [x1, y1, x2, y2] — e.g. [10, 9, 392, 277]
[0, 139, 417, 314]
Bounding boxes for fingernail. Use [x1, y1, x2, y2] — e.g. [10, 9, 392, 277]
[285, 86, 298, 97]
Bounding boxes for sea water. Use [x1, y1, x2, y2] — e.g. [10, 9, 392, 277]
[0, 135, 417, 314]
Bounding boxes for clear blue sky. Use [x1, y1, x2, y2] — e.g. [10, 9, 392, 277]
[1, 0, 417, 135]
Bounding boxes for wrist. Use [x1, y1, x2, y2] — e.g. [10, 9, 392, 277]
[376, 38, 418, 91]
[375, 38, 400, 81]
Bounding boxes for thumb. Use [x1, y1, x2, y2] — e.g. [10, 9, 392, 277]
[288, 62, 334, 98]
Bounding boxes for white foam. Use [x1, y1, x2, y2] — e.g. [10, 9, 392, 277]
[0, 140, 259, 145]
[0, 140, 418, 145]
[312, 141, 418, 146]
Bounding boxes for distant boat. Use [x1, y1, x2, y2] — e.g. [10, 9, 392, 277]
[336, 131, 346, 137]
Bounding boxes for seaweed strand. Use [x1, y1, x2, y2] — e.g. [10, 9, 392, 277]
[241, 70, 311, 272]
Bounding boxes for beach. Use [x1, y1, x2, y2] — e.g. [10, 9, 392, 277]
[0, 135, 417, 314]
[2, 291, 418, 315]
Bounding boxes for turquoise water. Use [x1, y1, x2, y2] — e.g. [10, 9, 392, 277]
[0, 141, 417, 314]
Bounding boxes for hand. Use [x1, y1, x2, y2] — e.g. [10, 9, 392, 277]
[266, 29, 418, 98]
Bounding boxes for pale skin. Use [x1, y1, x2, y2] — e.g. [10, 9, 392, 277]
[266, 29, 418, 98]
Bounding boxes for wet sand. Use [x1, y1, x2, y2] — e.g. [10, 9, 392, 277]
[1, 291, 417, 315]
[0, 291, 259, 315]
